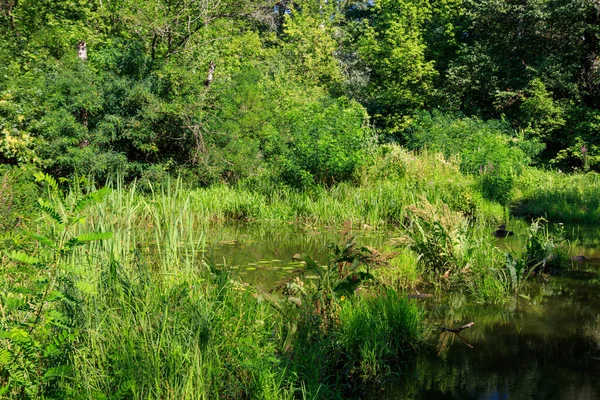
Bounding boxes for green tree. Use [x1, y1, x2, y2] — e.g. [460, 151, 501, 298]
[346, 0, 437, 136]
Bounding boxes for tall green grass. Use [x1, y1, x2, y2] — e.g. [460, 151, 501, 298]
[513, 168, 600, 223]
[1, 175, 431, 398]
[338, 290, 421, 378]
[105, 146, 504, 229]
[53, 179, 296, 399]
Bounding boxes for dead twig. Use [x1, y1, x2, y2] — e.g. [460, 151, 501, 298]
[440, 321, 474, 333]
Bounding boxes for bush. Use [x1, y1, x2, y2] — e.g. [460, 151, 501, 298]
[0, 164, 39, 232]
[404, 111, 542, 204]
[210, 69, 374, 189]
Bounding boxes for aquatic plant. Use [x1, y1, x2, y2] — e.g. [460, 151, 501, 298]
[337, 289, 421, 379]
[398, 196, 511, 304]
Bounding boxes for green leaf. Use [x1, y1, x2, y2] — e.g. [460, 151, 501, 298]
[42, 366, 72, 382]
[34, 172, 60, 192]
[75, 280, 98, 296]
[72, 187, 109, 214]
[26, 232, 55, 248]
[64, 237, 84, 250]
[0, 349, 13, 366]
[5, 250, 41, 265]
[76, 232, 113, 242]
[37, 198, 64, 224]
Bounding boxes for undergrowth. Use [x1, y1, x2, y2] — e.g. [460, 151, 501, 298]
[513, 168, 600, 223]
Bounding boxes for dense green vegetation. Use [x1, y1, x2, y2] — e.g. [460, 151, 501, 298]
[0, 162, 571, 398]
[1, 0, 599, 398]
[2, 0, 600, 184]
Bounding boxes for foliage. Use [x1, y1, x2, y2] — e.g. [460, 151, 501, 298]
[522, 219, 571, 274]
[0, 165, 39, 232]
[345, 0, 437, 135]
[504, 219, 570, 296]
[270, 237, 422, 391]
[0, 174, 111, 398]
[282, 0, 344, 87]
[513, 168, 600, 224]
[432, 0, 600, 167]
[207, 69, 373, 188]
[1, 0, 599, 179]
[404, 111, 544, 204]
[399, 196, 511, 304]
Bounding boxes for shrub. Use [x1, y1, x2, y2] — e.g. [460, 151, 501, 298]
[0, 174, 111, 398]
[0, 164, 39, 232]
[404, 111, 542, 205]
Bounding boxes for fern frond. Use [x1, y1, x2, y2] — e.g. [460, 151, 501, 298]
[0, 349, 13, 366]
[42, 366, 72, 382]
[63, 237, 84, 251]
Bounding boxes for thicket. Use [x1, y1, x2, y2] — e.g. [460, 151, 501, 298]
[1, 0, 600, 186]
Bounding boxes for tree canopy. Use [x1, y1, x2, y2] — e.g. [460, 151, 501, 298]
[1, 0, 599, 184]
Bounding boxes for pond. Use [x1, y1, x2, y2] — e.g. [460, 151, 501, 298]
[202, 221, 600, 399]
[202, 222, 389, 290]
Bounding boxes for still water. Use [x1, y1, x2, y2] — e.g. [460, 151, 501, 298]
[203, 222, 600, 399]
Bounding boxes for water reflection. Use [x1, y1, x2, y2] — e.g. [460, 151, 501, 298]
[202, 222, 388, 289]
[367, 274, 600, 400]
[199, 221, 600, 400]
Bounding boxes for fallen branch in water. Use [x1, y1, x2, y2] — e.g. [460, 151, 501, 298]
[439, 322, 475, 349]
[440, 322, 474, 333]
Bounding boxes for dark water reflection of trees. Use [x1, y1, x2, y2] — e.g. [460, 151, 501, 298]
[371, 275, 600, 400]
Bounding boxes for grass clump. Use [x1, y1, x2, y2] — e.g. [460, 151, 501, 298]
[513, 168, 600, 223]
[398, 196, 511, 305]
[338, 290, 421, 379]
[73, 266, 292, 400]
